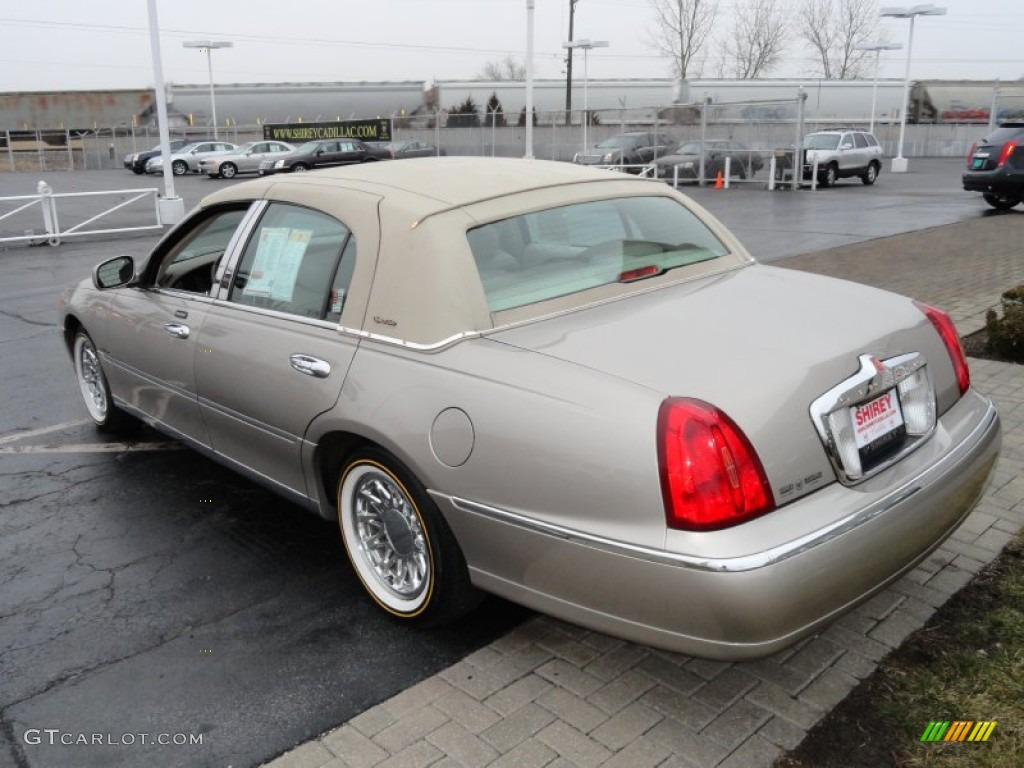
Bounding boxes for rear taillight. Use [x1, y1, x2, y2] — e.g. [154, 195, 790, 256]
[966, 142, 977, 168]
[915, 301, 970, 396]
[996, 140, 1018, 168]
[657, 398, 775, 531]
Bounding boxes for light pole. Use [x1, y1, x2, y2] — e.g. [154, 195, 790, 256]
[855, 42, 902, 134]
[562, 39, 608, 153]
[525, 0, 535, 158]
[183, 40, 233, 139]
[880, 4, 945, 173]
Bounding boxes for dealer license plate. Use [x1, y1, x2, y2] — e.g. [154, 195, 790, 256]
[851, 389, 906, 459]
[971, 158, 986, 169]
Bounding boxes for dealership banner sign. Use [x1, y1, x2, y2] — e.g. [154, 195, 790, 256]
[262, 118, 392, 143]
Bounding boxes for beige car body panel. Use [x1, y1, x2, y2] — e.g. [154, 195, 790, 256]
[61, 158, 1001, 658]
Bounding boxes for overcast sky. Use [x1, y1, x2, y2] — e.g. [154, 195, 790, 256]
[1, 0, 1022, 93]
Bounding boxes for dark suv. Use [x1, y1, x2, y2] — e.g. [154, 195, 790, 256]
[963, 123, 1024, 210]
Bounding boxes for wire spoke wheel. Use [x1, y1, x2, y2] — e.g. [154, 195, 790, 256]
[71, 330, 131, 431]
[74, 333, 108, 422]
[353, 472, 429, 600]
[339, 459, 433, 615]
[337, 450, 480, 623]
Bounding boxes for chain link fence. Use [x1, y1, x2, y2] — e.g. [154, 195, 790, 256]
[1, 104, 1001, 174]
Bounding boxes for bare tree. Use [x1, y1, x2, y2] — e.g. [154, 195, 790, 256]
[726, 0, 787, 78]
[647, 0, 719, 80]
[800, 0, 883, 79]
[478, 55, 526, 81]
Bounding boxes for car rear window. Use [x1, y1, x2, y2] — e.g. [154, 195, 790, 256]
[982, 126, 1024, 144]
[467, 196, 728, 313]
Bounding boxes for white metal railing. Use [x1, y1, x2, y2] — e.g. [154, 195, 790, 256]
[0, 180, 163, 246]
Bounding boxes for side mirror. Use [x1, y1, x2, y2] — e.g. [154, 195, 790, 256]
[841, 143, 854, 150]
[93, 256, 136, 290]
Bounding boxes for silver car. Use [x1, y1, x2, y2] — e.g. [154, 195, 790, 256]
[198, 140, 296, 179]
[146, 140, 237, 175]
[58, 158, 1000, 659]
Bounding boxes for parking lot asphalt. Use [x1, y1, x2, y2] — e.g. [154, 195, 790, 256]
[1, 162, 1021, 768]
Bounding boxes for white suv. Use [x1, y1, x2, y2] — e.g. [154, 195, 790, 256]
[802, 130, 883, 187]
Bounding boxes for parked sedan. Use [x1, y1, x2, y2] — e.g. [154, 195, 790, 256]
[258, 139, 393, 175]
[572, 131, 676, 172]
[146, 141, 237, 175]
[655, 140, 764, 182]
[59, 158, 1000, 659]
[198, 140, 295, 179]
[386, 140, 446, 158]
[123, 139, 191, 174]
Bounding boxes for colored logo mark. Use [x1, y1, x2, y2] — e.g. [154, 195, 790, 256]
[920, 721, 997, 742]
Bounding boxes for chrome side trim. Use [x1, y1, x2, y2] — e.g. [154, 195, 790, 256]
[445, 402, 998, 574]
[209, 299, 344, 331]
[197, 396, 296, 444]
[335, 325, 482, 351]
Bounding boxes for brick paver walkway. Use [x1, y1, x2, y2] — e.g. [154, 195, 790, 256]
[264, 215, 1024, 768]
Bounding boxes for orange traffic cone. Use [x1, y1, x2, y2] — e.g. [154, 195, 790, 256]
[714, 170, 724, 189]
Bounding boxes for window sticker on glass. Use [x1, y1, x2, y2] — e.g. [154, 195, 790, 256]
[244, 228, 312, 301]
[329, 288, 345, 315]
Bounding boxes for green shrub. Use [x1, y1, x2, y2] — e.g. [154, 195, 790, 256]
[1002, 284, 1024, 311]
[986, 304, 1024, 362]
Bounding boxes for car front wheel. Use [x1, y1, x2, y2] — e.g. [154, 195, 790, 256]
[337, 448, 480, 625]
[172, 160, 188, 175]
[219, 162, 238, 179]
[862, 162, 879, 185]
[983, 192, 1021, 210]
[291, 163, 309, 172]
[821, 163, 838, 187]
[73, 331, 128, 431]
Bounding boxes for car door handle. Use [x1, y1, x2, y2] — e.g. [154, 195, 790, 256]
[289, 354, 331, 378]
[163, 323, 190, 339]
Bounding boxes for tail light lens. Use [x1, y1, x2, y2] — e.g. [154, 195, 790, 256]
[915, 301, 970, 396]
[996, 140, 1018, 168]
[658, 398, 775, 531]
[966, 143, 977, 168]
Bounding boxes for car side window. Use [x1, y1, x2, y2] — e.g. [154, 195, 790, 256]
[865, 133, 879, 147]
[154, 207, 249, 294]
[853, 133, 868, 149]
[229, 203, 351, 320]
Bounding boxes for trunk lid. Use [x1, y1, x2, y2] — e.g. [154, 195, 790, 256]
[490, 264, 953, 505]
